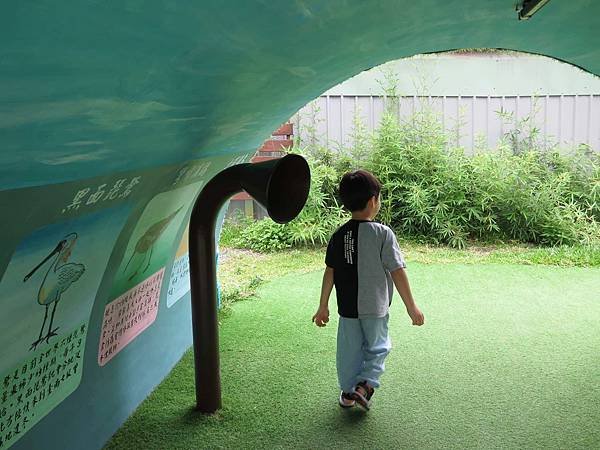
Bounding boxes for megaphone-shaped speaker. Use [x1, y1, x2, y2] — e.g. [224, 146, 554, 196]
[239, 153, 310, 223]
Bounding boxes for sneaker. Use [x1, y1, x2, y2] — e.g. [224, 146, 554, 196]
[338, 391, 356, 408]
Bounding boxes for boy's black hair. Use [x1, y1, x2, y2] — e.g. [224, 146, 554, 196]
[338, 170, 381, 212]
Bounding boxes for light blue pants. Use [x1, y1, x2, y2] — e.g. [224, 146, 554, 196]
[336, 314, 391, 393]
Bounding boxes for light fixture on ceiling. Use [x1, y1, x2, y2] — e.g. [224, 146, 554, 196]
[517, 0, 551, 20]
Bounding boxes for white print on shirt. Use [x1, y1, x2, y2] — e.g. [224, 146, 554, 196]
[343, 230, 354, 264]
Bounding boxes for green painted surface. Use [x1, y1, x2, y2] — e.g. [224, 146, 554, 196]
[108, 182, 202, 300]
[1, 1, 599, 449]
[1, 1, 599, 189]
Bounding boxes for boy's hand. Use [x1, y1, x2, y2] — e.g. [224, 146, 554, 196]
[312, 307, 329, 327]
[407, 305, 425, 326]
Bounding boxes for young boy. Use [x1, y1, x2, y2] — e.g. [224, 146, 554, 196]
[312, 169, 424, 410]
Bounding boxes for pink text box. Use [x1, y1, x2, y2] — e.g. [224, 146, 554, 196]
[98, 268, 165, 366]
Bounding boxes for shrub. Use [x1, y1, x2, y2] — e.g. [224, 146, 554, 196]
[219, 212, 251, 247]
[367, 110, 599, 248]
[369, 111, 475, 248]
[226, 97, 598, 250]
[233, 219, 293, 252]
[285, 159, 348, 246]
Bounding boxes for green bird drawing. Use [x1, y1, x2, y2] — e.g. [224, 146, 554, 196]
[123, 206, 183, 281]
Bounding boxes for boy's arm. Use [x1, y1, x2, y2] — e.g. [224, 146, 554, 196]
[381, 227, 424, 326]
[312, 267, 333, 327]
[390, 268, 424, 326]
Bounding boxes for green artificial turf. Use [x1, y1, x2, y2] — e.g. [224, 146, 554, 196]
[105, 263, 600, 449]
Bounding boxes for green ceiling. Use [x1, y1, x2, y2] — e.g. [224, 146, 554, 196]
[1, 1, 598, 188]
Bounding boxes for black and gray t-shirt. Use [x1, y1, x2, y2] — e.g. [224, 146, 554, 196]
[325, 219, 406, 319]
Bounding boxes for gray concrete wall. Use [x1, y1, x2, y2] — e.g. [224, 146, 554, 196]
[323, 52, 600, 96]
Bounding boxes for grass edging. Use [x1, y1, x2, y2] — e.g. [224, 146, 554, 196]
[216, 242, 599, 318]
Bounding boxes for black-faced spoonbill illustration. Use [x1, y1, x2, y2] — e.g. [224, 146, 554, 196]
[23, 233, 85, 350]
[123, 206, 183, 281]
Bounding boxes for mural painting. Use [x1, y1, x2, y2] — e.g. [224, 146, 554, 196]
[166, 225, 190, 308]
[98, 182, 204, 366]
[0, 205, 131, 450]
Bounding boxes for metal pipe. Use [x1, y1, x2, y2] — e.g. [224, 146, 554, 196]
[188, 154, 310, 413]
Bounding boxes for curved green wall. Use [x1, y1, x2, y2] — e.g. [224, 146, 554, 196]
[1, 1, 598, 449]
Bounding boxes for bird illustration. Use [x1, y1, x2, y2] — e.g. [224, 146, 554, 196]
[23, 233, 85, 351]
[123, 206, 183, 281]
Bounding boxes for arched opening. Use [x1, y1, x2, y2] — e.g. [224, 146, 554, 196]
[156, 47, 600, 448]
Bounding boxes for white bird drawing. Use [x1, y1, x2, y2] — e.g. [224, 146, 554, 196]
[23, 233, 85, 350]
